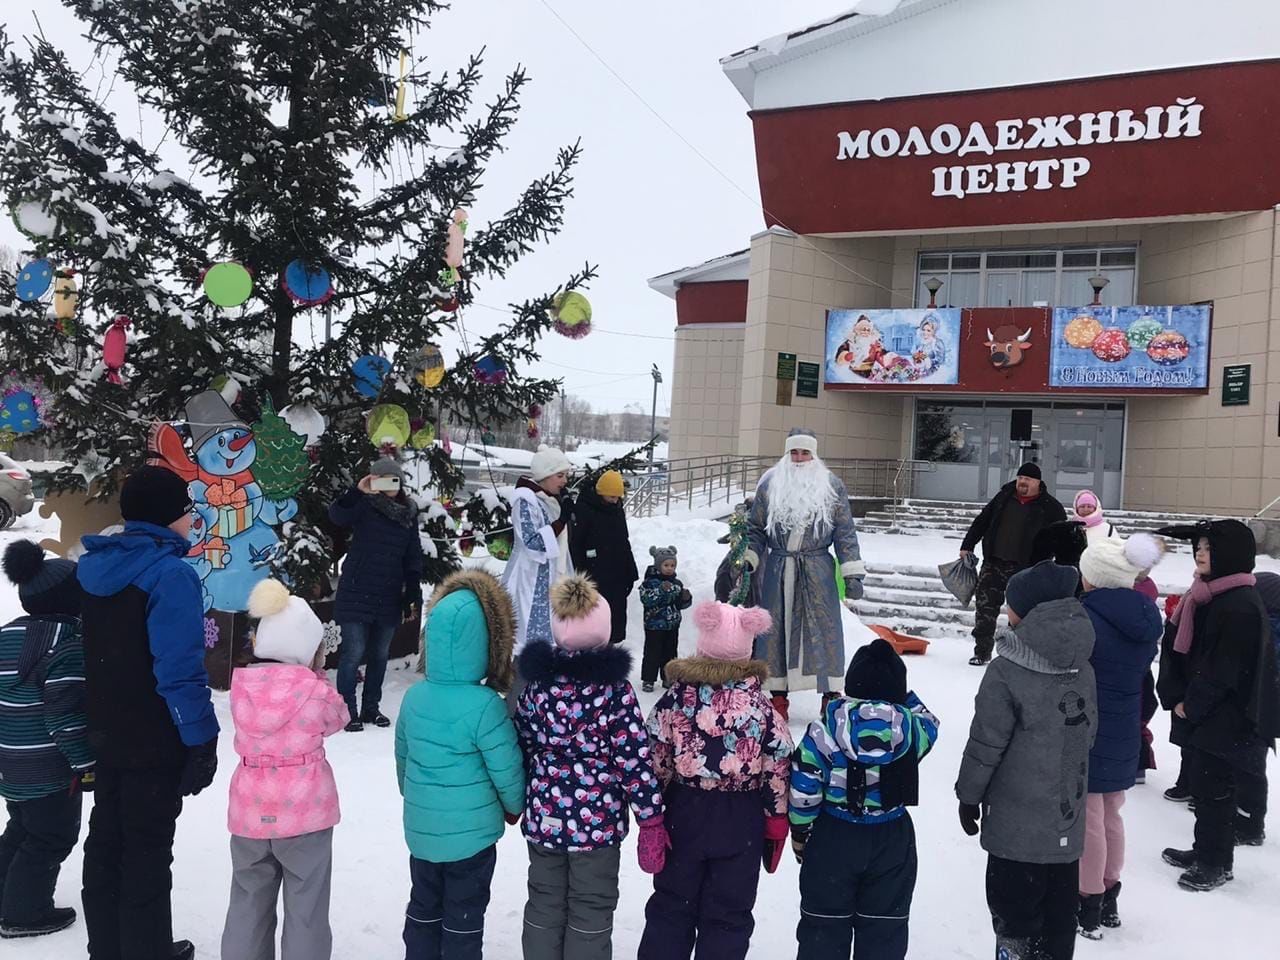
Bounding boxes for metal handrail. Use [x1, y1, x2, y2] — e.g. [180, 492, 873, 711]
[1256, 494, 1280, 519]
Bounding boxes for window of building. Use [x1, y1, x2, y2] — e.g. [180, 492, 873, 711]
[915, 248, 1137, 308]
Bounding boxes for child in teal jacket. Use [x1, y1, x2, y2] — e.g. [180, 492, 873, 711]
[395, 570, 525, 960]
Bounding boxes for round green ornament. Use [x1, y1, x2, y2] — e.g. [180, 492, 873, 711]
[203, 262, 254, 308]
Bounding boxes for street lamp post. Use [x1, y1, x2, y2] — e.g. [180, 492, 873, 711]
[649, 364, 662, 464]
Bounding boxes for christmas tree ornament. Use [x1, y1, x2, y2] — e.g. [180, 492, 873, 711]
[203, 261, 253, 308]
[103, 315, 131, 384]
[15, 258, 54, 302]
[434, 293, 459, 313]
[441, 426, 453, 456]
[486, 531, 513, 561]
[211, 374, 241, 405]
[281, 259, 334, 306]
[251, 398, 311, 501]
[367, 403, 410, 449]
[527, 403, 543, 419]
[526, 419, 539, 440]
[0, 430, 15, 453]
[393, 48, 409, 122]
[0, 389, 39, 434]
[473, 356, 507, 385]
[458, 529, 476, 558]
[52, 269, 78, 319]
[444, 208, 469, 269]
[550, 290, 592, 339]
[10, 199, 59, 239]
[438, 265, 459, 288]
[279, 403, 326, 447]
[352, 354, 391, 398]
[410, 421, 435, 448]
[411, 344, 445, 389]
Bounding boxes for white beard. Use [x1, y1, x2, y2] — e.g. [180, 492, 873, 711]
[849, 333, 877, 365]
[765, 456, 837, 537]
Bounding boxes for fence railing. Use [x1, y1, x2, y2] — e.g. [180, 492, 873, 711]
[623, 455, 933, 519]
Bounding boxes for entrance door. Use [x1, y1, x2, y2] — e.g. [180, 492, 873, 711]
[981, 406, 1048, 501]
[1049, 414, 1106, 511]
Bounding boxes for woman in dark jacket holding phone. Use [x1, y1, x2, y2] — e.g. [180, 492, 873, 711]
[329, 457, 423, 731]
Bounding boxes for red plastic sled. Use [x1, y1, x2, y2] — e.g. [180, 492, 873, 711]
[867, 623, 930, 656]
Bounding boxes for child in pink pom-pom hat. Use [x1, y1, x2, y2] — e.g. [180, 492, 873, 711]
[514, 574, 665, 958]
[637, 601, 794, 960]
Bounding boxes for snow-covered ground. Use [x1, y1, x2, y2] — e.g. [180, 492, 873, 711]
[2, 512, 1278, 958]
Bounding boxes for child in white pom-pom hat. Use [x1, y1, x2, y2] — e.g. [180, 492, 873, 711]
[1075, 534, 1164, 937]
[221, 579, 349, 960]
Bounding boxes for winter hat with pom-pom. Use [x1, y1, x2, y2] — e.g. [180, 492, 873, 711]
[692, 601, 771, 661]
[550, 574, 612, 652]
[1080, 533, 1165, 590]
[2, 540, 81, 617]
[248, 578, 324, 667]
[845, 637, 908, 704]
[530, 445, 572, 482]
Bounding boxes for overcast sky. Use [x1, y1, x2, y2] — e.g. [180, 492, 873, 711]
[1, 0, 845, 416]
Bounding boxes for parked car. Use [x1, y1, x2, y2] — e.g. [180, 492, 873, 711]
[0, 454, 34, 529]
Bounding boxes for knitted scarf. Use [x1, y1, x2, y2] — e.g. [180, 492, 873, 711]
[1170, 572, 1257, 654]
[368, 492, 417, 528]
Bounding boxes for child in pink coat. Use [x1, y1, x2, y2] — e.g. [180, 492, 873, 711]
[221, 580, 349, 960]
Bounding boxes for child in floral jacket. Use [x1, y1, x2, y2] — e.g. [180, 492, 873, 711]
[515, 575, 666, 960]
[638, 601, 793, 960]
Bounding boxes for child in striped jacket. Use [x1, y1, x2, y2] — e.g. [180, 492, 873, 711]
[789, 637, 939, 960]
[0, 541, 93, 939]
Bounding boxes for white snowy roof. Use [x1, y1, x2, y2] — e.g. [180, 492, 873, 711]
[722, 0, 1280, 111]
[646, 248, 750, 300]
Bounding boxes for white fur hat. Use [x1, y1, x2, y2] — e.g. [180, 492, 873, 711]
[248, 579, 324, 667]
[1079, 534, 1165, 591]
[784, 427, 818, 455]
[529, 445, 572, 481]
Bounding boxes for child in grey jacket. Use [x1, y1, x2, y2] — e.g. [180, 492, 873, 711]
[956, 560, 1098, 960]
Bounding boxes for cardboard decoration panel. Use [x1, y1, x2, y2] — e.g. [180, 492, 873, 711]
[38, 484, 124, 557]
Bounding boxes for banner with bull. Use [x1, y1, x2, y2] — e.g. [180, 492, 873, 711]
[1048, 305, 1211, 389]
[825, 308, 961, 386]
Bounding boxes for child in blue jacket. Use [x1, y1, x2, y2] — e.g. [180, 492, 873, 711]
[639, 545, 692, 691]
[790, 638, 939, 960]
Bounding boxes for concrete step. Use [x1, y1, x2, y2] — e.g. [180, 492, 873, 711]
[853, 598, 979, 626]
[863, 572, 949, 594]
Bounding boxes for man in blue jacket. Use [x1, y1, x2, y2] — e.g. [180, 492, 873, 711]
[77, 466, 219, 960]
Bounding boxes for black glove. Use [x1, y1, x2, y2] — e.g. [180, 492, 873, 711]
[179, 739, 219, 797]
[843, 576, 865, 601]
[959, 801, 981, 837]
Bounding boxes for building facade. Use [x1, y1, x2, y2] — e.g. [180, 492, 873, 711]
[651, 0, 1280, 515]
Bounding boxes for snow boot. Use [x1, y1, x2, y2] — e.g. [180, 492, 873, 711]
[1163, 784, 1192, 803]
[0, 907, 76, 939]
[770, 693, 790, 723]
[1163, 848, 1232, 882]
[1177, 863, 1230, 892]
[1077, 893, 1104, 940]
[995, 936, 1035, 960]
[1100, 881, 1122, 928]
[969, 654, 991, 666]
[642, 682, 655, 693]
[361, 709, 391, 728]
[1235, 814, 1265, 846]
[344, 717, 364, 732]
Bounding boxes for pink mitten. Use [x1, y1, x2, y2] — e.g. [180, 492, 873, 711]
[762, 814, 789, 874]
[637, 817, 670, 875]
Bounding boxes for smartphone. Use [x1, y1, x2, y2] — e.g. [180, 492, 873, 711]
[371, 476, 401, 492]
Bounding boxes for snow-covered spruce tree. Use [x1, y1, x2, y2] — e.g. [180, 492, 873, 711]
[0, 2, 592, 589]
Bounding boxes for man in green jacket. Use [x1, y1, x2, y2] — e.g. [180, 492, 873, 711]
[396, 570, 525, 960]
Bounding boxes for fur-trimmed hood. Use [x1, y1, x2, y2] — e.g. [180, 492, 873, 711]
[517, 640, 632, 686]
[421, 569, 514, 693]
[662, 656, 769, 686]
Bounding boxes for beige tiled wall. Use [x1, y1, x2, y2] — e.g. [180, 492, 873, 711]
[737, 230, 908, 459]
[669, 324, 745, 462]
[1125, 211, 1277, 515]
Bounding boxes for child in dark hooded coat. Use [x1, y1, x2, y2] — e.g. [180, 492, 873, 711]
[1156, 520, 1280, 891]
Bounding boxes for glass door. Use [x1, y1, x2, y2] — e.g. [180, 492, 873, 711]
[1050, 414, 1106, 510]
[982, 407, 1047, 500]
